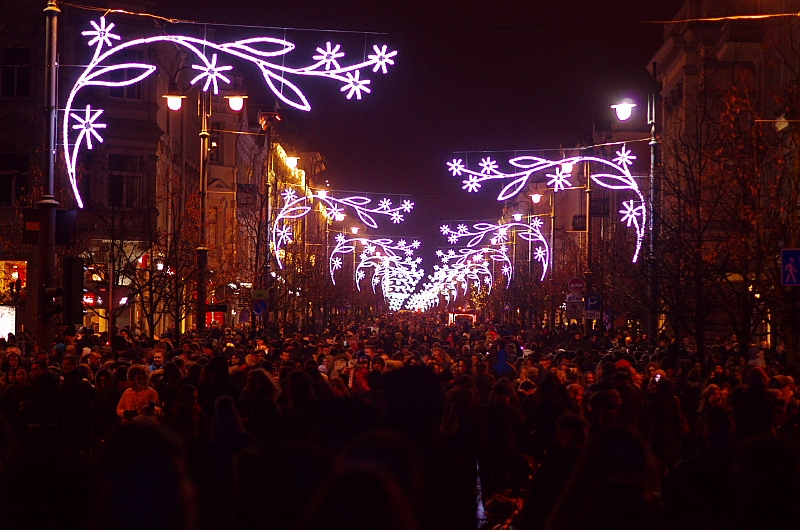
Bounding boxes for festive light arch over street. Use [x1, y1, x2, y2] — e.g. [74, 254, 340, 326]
[439, 219, 550, 281]
[406, 246, 512, 311]
[272, 188, 414, 269]
[64, 16, 398, 208]
[329, 235, 424, 311]
[447, 145, 646, 263]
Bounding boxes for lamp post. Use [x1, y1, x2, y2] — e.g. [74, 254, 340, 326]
[531, 190, 556, 330]
[613, 63, 660, 346]
[165, 78, 244, 338]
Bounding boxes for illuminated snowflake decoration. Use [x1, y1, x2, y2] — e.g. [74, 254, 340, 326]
[69, 105, 106, 150]
[368, 45, 398, 74]
[272, 189, 414, 268]
[330, 237, 424, 311]
[546, 166, 572, 192]
[63, 16, 398, 208]
[613, 145, 637, 167]
[313, 42, 345, 70]
[275, 225, 293, 246]
[444, 144, 646, 263]
[438, 220, 550, 281]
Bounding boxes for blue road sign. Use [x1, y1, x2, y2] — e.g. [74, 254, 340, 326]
[782, 249, 800, 286]
[252, 299, 268, 316]
[585, 295, 602, 319]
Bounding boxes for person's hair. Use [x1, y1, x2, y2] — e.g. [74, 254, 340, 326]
[244, 368, 280, 401]
[127, 364, 149, 383]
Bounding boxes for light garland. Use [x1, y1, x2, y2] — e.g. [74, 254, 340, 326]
[272, 188, 414, 269]
[405, 246, 512, 311]
[447, 145, 646, 262]
[64, 16, 398, 208]
[439, 219, 550, 281]
[329, 235, 424, 311]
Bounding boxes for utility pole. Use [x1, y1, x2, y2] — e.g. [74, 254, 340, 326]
[37, 0, 61, 354]
[196, 90, 210, 338]
[647, 62, 660, 347]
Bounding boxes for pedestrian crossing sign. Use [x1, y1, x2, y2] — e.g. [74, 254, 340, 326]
[781, 249, 800, 286]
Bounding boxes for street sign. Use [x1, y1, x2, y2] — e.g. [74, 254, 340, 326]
[252, 299, 268, 316]
[782, 249, 800, 286]
[566, 301, 584, 321]
[585, 295, 602, 320]
[252, 289, 269, 300]
[568, 277, 586, 293]
[566, 293, 583, 303]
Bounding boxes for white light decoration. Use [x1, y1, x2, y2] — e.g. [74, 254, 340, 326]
[446, 145, 646, 263]
[439, 220, 550, 281]
[63, 16, 398, 208]
[329, 236, 424, 311]
[405, 246, 512, 311]
[272, 188, 414, 269]
[612, 99, 637, 121]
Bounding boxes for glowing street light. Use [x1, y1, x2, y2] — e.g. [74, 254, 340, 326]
[351, 226, 360, 234]
[224, 94, 248, 112]
[285, 156, 299, 169]
[611, 98, 637, 121]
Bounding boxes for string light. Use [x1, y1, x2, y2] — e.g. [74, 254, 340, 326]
[330, 236, 424, 311]
[439, 219, 550, 281]
[272, 188, 414, 269]
[446, 145, 646, 263]
[63, 16, 398, 208]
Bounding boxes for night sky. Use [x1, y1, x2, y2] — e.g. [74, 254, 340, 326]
[155, 0, 683, 264]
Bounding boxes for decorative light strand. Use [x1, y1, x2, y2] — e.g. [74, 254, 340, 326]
[439, 219, 550, 281]
[272, 188, 414, 269]
[63, 16, 398, 208]
[329, 235, 424, 311]
[447, 145, 646, 263]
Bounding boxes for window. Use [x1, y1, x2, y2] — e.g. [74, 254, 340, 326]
[0, 48, 31, 98]
[108, 154, 141, 208]
[108, 50, 142, 99]
[210, 122, 222, 163]
[0, 154, 28, 206]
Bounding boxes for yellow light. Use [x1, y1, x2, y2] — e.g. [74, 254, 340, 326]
[317, 189, 328, 199]
[285, 156, 299, 169]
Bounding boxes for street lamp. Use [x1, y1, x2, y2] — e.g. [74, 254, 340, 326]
[612, 63, 660, 346]
[164, 77, 245, 337]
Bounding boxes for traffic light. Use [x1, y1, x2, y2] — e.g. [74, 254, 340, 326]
[62, 256, 85, 324]
[43, 286, 63, 320]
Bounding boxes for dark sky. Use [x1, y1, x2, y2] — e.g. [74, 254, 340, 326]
[156, 0, 683, 264]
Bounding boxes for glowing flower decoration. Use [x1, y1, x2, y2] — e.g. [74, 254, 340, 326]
[275, 226, 293, 245]
[281, 188, 297, 201]
[335, 233, 346, 244]
[390, 211, 403, 224]
[327, 204, 344, 219]
[502, 265, 512, 276]
[546, 166, 572, 192]
[70, 105, 106, 149]
[479, 157, 498, 174]
[619, 199, 644, 227]
[613, 145, 637, 167]
[313, 42, 345, 71]
[341, 70, 371, 100]
[398, 240, 407, 247]
[331, 257, 343, 270]
[378, 198, 392, 210]
[448, 159, 465, 176]
[190, 53, 233, 94]
[531, 217, 544, 229]
[457, 224, 468, 234]
[82, 17, 121, 49]
[436, 250, 444, 257]
[401, 200, 414, 212]
[368, 44, 397, 74]
[448, 235, 459, 244]
[462, 175, 481, 193]
[440, 225, 450, 235]
[483, 277, 492, 285]
[411, 240, 421, 249]
[534, 247, 547, 261]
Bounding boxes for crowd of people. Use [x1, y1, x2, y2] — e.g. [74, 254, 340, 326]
[0, 315, 798, 530]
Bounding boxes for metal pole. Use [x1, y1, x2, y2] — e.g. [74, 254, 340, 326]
[548, 192, 556, 331]
[584, 158, 593, 335]
[196, 90, 209, 337]
[647, 62, 660, 346]
[36, 0, 61, 354]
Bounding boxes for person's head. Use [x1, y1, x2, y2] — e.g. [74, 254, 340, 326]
[15, 367, 27, 383]
[6, 352, 19, 368]
[371, 357, 385, 373]
[280, 350, 291, 363]
[30, 360, 47, 378]
[152, 350, 165, 367]
[62, 355, 78, 374]
[127, 365, 149, 390]
[95, 368, 114, 392]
